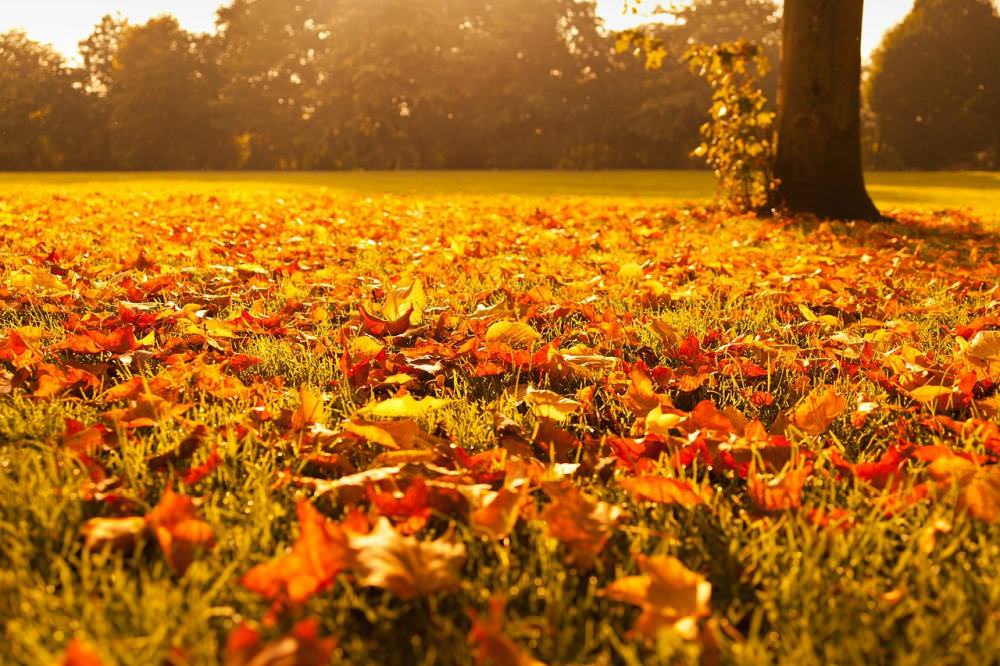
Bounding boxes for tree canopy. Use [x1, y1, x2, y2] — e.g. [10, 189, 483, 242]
[0, 0, 995, 171]
[867, 0, 1000, 169]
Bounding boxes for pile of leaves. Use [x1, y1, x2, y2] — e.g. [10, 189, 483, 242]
[1, 186, 999, 664]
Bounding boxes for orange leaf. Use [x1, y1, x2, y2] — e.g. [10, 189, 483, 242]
[242, 500, 352, 603]
[790, 385, 846, 436]
[145, 488, 215, 575]
[620, 476, 708, 508]
[604, 555, 712, 642]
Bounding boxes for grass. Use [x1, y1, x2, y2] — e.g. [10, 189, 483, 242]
[0, 174, 998, 665]
[1, 170, 998, 218]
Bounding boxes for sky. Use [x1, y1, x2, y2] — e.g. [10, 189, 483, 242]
[1, 0, 915, 63]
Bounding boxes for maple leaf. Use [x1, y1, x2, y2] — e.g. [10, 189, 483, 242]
[383, 278, 427, 325]
[790, 385, 847, 436]
[225, 618, 336, 666]
[604, 555, 712, 641]
[540, 480, 624, 569]
[242, 500, 352, 603]
[348, 517, 466, 600]
[144, 488, 215, 575]
[620, 476, 708, 508]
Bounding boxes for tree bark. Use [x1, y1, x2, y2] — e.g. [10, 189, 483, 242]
[774, 0, 881, 220]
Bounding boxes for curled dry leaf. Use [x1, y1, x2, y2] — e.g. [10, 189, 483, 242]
[291, 385, 325, 431]
[604, 555, 712, 642]
[242, 500, 352, 603]
[928, 456, 1000, 524]
[747, 464, 812, 513]
[342, 417, 444, 450]
[790, 385, 847, 436]
[349, 517, 466, 600]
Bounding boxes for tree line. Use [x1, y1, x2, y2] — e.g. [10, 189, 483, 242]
[0, 0, 996, 172]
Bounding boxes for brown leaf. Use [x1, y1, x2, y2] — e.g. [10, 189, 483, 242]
[472, 481, 530, 540]
[348, 517, 465, 599]
[291, 385, 325, 431]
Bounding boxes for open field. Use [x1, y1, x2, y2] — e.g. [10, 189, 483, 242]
[2, 171, 999, 219]
[1, 175, 999, 665]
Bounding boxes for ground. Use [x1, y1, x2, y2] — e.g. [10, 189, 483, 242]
[1, 172, 998, 665]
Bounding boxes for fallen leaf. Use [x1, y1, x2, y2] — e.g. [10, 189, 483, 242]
[541, 480, 624, 569]
[604, 555, 712, 641]
[620, 476, 708, 508]
[790, 385, 847, 435]
[357, 394, 448, 419]
[349, 517, 466, 599]
[485, 321, 541, 347]
[242, 500, 352, 603]
[145, 488, 215, 574]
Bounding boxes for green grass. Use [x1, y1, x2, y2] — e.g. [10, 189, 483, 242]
[1, 170, 998, 218]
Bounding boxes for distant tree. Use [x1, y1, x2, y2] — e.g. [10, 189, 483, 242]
[79, 15, 128, 95]
[773, 0, 880, 220]
[617, 0, 781, 168]
[867, 0, 1000, 169]
[216, 0, 334, 168]
[107, 17, 230, 169]
[0, 31, 90, 169]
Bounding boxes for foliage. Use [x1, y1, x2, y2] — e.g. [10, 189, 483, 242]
[685, 40, 775, 212]
[867, 0, 1000, 169]
[0, 0, 787, 171]
[2, 178, 1000, 663]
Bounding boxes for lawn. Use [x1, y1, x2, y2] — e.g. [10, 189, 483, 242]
[3, 170, 999, 218]
[1, 172, 999, 665]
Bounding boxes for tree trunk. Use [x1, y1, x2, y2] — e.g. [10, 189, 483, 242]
[774, 0, 881, 220]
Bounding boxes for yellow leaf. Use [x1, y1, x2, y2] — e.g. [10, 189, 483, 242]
[358, 394, 448, 419]
[524, 387, 581, 422]
[485, 321, 541, 347]
[908, 385, 954, 404]
[790, 385, 846, 436]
